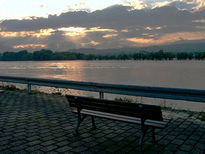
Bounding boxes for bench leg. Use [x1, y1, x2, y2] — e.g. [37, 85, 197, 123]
[74, 114, 87, 136]
[91, 116, 96, 130]
[152, 127, 156, 143]
[138, 125, 148, 151]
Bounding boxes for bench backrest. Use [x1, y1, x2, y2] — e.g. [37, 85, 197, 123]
[66, 95, 163, 121]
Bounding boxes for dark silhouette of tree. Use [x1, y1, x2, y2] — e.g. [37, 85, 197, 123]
[0, 49, 205, 61]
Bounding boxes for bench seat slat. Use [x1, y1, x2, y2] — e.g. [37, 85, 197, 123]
[72, 108, 168, 128]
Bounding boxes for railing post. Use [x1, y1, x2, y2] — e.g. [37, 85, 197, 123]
[28, 83, 31, 94]
[99, 92, 104, 99]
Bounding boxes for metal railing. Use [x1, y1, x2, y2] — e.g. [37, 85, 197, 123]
[0, 75, 205, 102]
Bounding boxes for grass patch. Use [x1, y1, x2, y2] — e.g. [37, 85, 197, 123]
[51, 92, 62, 95]
[115, 97, 137, 103]
[0, 85, 20, 91]
[0, 84, 44, 94]
[196, 112, 205, 121]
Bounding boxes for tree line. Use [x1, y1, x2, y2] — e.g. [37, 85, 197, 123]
[0, 49, 205, 61]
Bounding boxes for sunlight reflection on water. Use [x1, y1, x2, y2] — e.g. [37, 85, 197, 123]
[1, 60, 205, 111]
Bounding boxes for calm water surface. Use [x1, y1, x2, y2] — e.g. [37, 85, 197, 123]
[1, 60, 205, 111]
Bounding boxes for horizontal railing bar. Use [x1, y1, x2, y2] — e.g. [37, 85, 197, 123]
[0, 75, 205, 103]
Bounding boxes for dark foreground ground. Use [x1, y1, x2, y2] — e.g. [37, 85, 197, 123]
[0, 91, 205, 154]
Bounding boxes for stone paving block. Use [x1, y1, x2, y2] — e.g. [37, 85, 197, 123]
[119, 145, 136, 153]
[10, 145, 28, 152]
[105, 145, 121, 153]
[163, 135, 176, 141]
[176, 134, 189, 140]
[45, 151, 59, 154]
[184, 139, 197, 145]
[70, 141, 86, 147]
[41, 140, 56, 147]
[0, 140, 10, 146]
[171, 139, 184, 145]
[175, 150, 190, 154]
[10, 140, 26, 147]
[26, 136, 41, 142]
[158, 139, 171, 146]
[191, 148, 205, 154]
[179, 144, 194, 151]
[70, 146, 87, 153]
[30, 150, 44, 154]
[88, 141, 100, 148]
[196, 143, 205, 150]
[54, 136, 69, 142]
[189, 135, 201, 141]
[163, 143, 178, 152]
[27, 140, 42, 146]
[0, 144, 11, 151]
[111, 136, 125, 142]
[41, 135, 55, 142]
[88, 146, 105, 153]
[41, 145, 58, 152]
[26, 145, 43, 152]
[0, 149, 13, 154]
[93, 151, 108, 154]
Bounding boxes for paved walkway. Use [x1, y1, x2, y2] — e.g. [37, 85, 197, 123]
[0, 91, 205, 153]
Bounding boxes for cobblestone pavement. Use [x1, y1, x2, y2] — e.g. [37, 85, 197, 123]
[0, 91, 205, 154]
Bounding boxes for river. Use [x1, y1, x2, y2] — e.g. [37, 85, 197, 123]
[0, 60, 205, 111]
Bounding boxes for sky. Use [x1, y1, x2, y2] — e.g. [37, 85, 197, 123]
[0, 0, 205, 51]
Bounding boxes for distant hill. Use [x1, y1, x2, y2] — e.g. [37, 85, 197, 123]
[67, 41, 205, 55]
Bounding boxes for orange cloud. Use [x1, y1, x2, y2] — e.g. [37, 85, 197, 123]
[127, 38, 153, 44]
[40, 4, 45, 8]
[81, 41, 100, 47]
[0, 29, 54, 38]
[102, 34, 118, 38]
[155, 26, 163, 30]
[126, 32, 205, 46]
[87, 27, 117, 33]
[121, 29, 129, 32]
[13, 44, 47, 49]
[145, 27, 152, 30]
[90, 41, 100, 46]
[142, 33, 157, 38]
[145, 26, 165, 31]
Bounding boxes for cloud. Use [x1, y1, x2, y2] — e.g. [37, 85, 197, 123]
[102, 34, 118, 38]
[0, 4, 205, 51]
[13, 44, 46, 49]
[152, 1, 171, 9]
[0, 5, 197, 32]
[123, 0, 148, 10]
[152, 0, 205, 11]
[193, 0, 205, 10]
[125, 31, 205, 47]
[81, 41, 100, 47]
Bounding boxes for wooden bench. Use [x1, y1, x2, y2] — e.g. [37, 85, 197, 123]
[66, 95, 169, 151]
